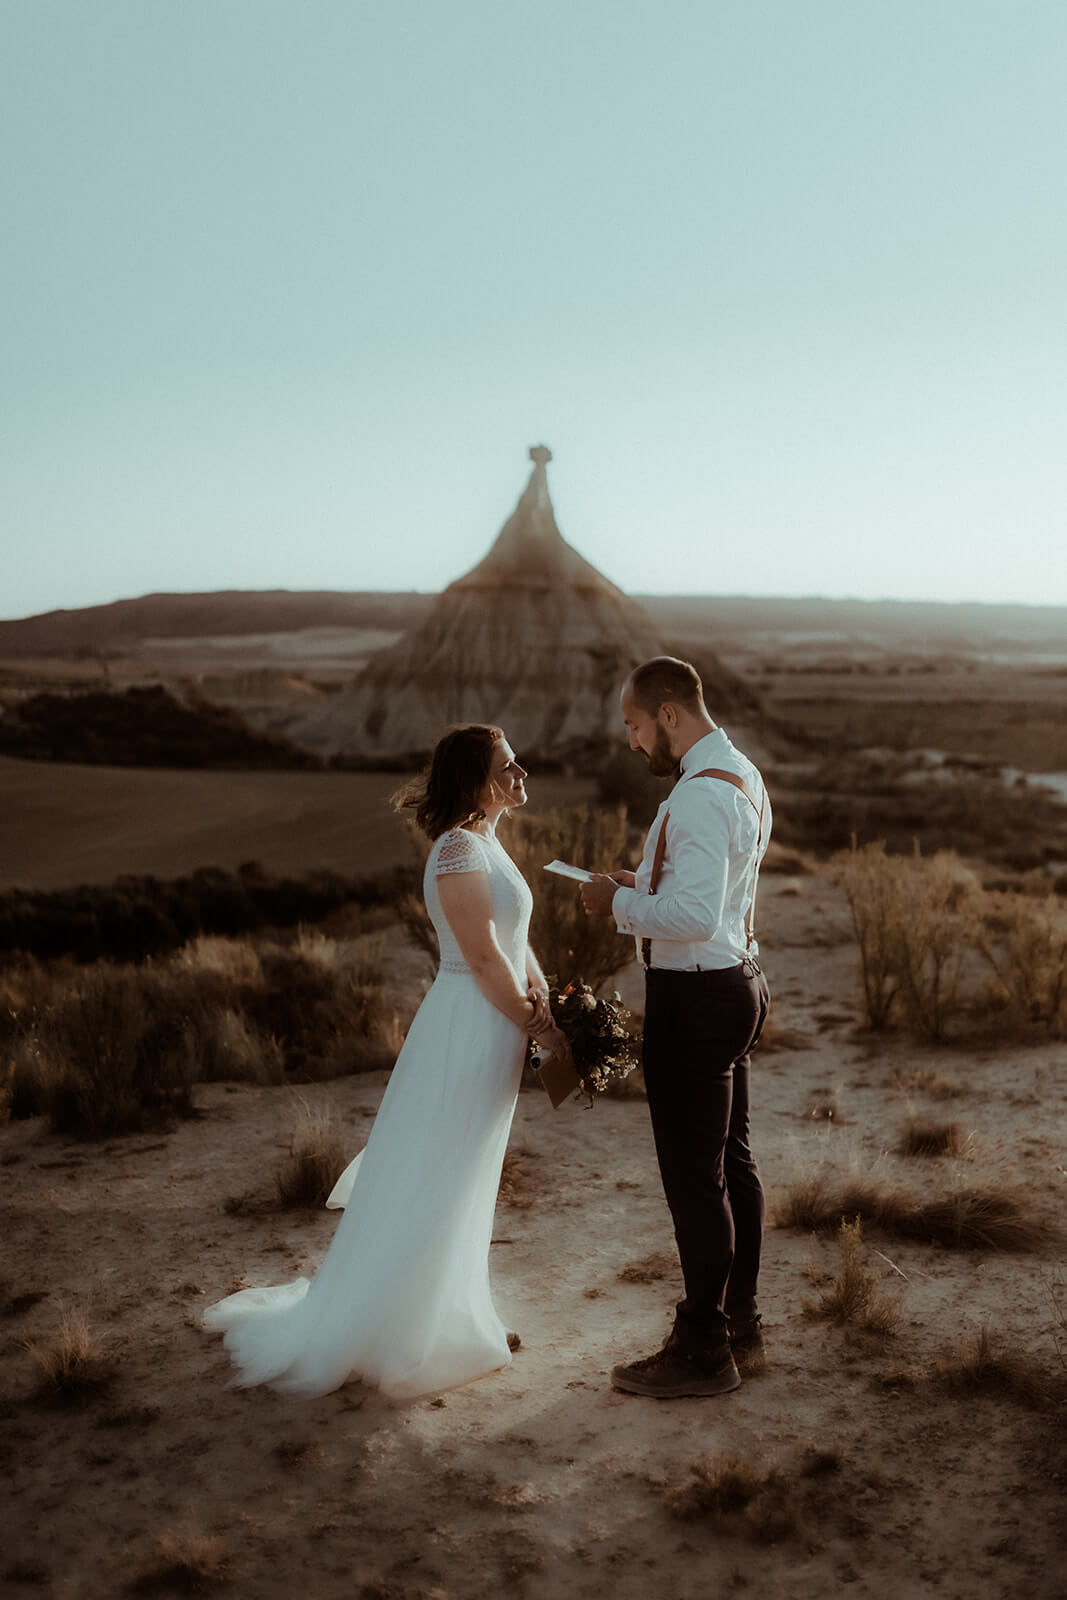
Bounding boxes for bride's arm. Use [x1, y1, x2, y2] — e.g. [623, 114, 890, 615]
[525, 946, 548, 990]
[437, 871, 537, 1030]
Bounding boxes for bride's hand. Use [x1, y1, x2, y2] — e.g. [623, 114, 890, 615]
[526, 988, 552, 1035]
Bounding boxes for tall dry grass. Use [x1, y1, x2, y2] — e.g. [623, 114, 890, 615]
[23, 1308, 115, 1402]
[2, 930, 398, 1139]
[774, 1172, 1058, 1252]
[275, 1108, 349, 1209]
[834, 841, 1067, 1041]
[932, 1326, 1049, 1409]
[834, 840, 905, 1030]
[32, 965, 199, 1139]
[808, 1218, 903, 1335]
[509, 804, 637, 991]
[975, 892, 1067, 1034]
[662, 1445, 850, 1544]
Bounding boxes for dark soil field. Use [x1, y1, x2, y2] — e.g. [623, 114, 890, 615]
[0, 758, 597, 893]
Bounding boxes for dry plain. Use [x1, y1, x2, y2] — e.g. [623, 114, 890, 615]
[2, 864, 1065, 1600]
[2, 618, 1067, 1600]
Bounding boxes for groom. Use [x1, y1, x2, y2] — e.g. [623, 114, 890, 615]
[580, 656, 771, 1398]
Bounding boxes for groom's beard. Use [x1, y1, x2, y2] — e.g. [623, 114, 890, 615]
[642, 725, 680, 780]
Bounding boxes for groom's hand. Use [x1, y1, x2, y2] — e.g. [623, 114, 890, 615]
[580, 873, 619, 918]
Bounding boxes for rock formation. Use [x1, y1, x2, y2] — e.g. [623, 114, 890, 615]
[294, 446, 666, 764]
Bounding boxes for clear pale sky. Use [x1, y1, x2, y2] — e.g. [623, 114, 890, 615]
[3, 0, 1066, 618]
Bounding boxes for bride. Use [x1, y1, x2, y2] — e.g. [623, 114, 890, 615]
[203, 724, 565, 1400]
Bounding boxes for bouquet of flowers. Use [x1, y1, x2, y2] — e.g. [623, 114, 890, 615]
[531, 979, 641, 1105]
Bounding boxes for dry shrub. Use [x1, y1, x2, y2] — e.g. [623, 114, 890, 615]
[130, 1532, 234, 1595]
[23, 1309, 115, 1402]
[168, 933, 392, 1081]
[248, 945, 392, 1078]
[172, 935, 262, 984]
[808, 1218, 902, 1335]
[891, 852, 980, 1042]
[833, 842, 978, 1040]
[663, 1454, 803, 1543]
[5, 1033, 50, 1120]
[508, 805, 637, 992]
[836, 842, 1067, 1042]
[618, 1252, 672, 1284]
[3, 1288, 48, 1318]
[760, 843, 812, 876]
[976, 893, 1067, 1035]
[661, 1442, 877, 1551]
[196, 1006, 284, 1085]
[275, 1111, 349, 1209]
[33, 965, 198, 1139]
[933, 1326, 1050, 1409]
[832, 840, 906, 1030]
[913, 1189, 1058, 1251]
[754, 1014, 815, 1054]
[1, 926, 398, 1138]
[888, 1065, 964, 1100]
[273, 1437, 326, 1468]
[898, 1117, 968, 1158]
[774, 1173, 1058, 1252]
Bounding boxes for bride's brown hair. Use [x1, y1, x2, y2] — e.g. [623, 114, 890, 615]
[392, 724, 504, 841]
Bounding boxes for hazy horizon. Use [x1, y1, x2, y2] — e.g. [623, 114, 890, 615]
[4, 2, 1067, 616]
[6, 583, 1067, 630]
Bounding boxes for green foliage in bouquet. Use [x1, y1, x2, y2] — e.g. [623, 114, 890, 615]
[539, 978, 641, 1098]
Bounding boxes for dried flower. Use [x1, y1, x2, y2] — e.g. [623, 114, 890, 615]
[532, 978, 641, 1102]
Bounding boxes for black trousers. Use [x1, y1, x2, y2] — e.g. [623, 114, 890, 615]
[641, 961, 769, 1353]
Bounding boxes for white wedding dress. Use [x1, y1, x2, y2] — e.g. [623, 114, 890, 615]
[203, 826, 531, 1399]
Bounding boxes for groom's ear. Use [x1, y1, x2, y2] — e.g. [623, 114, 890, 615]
[659, 701, 679, 730]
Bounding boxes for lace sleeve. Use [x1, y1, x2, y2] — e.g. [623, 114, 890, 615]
[435, 830, 489, 876]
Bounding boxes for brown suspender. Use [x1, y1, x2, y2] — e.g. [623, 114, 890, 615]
[640, 767, 768, 969]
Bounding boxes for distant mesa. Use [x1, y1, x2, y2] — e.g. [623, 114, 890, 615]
[290, 445, 666, 765]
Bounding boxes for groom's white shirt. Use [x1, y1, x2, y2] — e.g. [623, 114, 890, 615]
[611, 727, 771, 972]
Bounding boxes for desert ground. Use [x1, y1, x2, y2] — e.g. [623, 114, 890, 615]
[2, 600, 1066, 1599]
[0, 757, 597, 894]
[3, 869, 1065, 1600]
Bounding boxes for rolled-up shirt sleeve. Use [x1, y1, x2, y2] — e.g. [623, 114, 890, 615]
[612, 790, 732, 943]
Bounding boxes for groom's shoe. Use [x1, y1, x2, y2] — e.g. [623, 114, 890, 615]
[506, 1331, 522, 1352]
[727, 1314, 765, 1360]
[611, 1343, 740, 1399]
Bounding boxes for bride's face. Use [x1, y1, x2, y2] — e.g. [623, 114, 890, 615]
[480, 739, 528, 811]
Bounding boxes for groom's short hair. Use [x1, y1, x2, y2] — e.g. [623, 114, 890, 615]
[628, 656, 704, 715]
